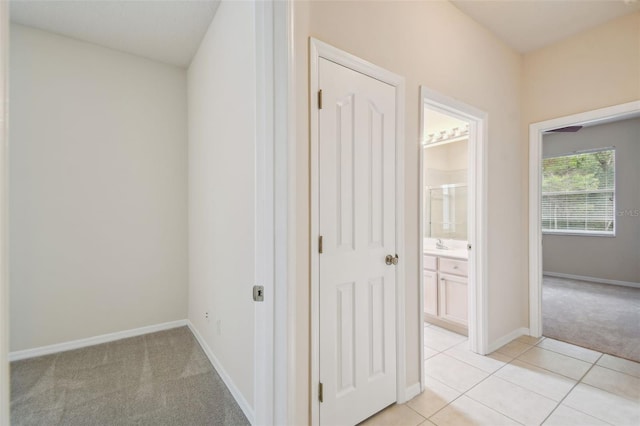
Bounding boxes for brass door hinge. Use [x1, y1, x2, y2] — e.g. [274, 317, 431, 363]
[318, 89, 323, 110]
[319, 382, 324, 402]
[319, 235, 323, 254]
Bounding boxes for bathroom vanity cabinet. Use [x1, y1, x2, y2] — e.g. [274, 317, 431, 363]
[424, 253, 468, 334]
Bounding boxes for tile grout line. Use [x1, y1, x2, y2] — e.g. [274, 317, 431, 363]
[402, 403, 427, 425]
[537, 352, 609, 426]
[423, 342, 534, 425]
[592, 361, 640, 379]
[447, 344, 539, 424]
[514, 355, 585, 381]
[423, 325, 526, 420]
[535, 339, 602, 364]
[422, 326, 636, 426]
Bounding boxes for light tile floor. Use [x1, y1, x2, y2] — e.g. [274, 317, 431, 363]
[360, 323, 640, 426]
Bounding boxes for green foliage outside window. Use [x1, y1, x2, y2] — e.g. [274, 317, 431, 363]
[542, 149, 615, 234]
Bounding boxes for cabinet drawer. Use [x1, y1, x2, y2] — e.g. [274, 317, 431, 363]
[439, 257, 468, 277]
[423, 255, 437, 271]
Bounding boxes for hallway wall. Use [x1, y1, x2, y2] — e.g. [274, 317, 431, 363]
[294, 1, 525, 422]
[187, 0, 256, 415]
[9, 24, 188, 351]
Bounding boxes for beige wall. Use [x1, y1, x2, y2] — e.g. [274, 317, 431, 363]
[523, 12, 640, 125]
[542, 118, 640, 283]
[9, 24, 188, 351]
[424, 139, 469, 179]
[187, 0, 256, 411]
[294, 1, 526, 422]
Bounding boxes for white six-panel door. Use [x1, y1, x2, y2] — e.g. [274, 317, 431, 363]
[318, 57, 397, 426]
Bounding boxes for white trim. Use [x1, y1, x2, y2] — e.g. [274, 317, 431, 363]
[418, 115, 425, 392]
[486, 327, 530, 354]
[253, 2, 295, 423]
[543, 271, 640, 289]
[8, 320, 188, 362]
[419, 87, 489, 357]
[404, 382, 421, 401]
[0, 1, 8, 423]
[254, 1, 275, 425]
[188, 321, 255, 424]
[309, 38, 406, 425]
[254, 2, 294, 424]
[273, 1, 295, 424]
[529, 101, 640, 338]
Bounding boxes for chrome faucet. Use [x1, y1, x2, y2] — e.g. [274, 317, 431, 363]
[436, 239, 448, 250]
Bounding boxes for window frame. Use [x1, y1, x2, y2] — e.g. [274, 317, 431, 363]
[541, 147, 616, 237]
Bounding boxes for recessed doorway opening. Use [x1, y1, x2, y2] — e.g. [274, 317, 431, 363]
[529, 101, 640, 362]
[419, 87, 488, 391]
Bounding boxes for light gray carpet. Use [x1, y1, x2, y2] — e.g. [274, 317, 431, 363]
[543, 276, 640, 362]
[10, 326, 249, 426]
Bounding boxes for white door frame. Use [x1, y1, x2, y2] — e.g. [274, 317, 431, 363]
[419, 87, 489, 364]
[254, 1, 275, 424]
[273, 1, 296, 424]
[0, 1, 9, 424]
[528, 100, 640, 337]
[309, 38, 406, 426]
[255, 1, 295, 425]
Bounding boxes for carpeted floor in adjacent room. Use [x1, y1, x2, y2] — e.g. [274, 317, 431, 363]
[10, 326, 249, 426]
[543, 275, 640, 363]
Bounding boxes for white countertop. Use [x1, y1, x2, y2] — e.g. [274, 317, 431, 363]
[423, 247, 468, 260]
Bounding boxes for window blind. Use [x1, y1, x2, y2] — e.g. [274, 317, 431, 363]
[542, 148, 615, 235]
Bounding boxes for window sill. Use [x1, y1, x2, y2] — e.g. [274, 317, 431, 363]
[542, 231, 616, 237]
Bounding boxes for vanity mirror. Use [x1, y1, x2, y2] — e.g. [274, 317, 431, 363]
[426, 183, 467, 240]
[421, 109, 469, 241]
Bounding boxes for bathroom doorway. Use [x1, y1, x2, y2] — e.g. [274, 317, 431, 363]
[418, 87, 488, 389]
[422, 110, 470, 336]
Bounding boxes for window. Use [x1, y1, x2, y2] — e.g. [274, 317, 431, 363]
[542, 148, 615, 235]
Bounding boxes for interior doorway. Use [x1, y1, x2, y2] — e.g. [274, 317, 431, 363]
[528, 101, 640, 362]
[419, 87, 488, 387]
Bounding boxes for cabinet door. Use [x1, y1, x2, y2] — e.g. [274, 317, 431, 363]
[424, 269, 438, 316]
[438, 273, 468, 326]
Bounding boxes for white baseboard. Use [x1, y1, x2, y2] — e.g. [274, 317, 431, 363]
[404, 382, 421, 402]
[187, 321, 255, 425]
[487, 327, 530, 354]
[9, 319, 188, 362]
[543, 271, 640, 289]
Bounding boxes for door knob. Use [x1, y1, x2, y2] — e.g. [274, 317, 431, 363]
[385, 254, 399, 265]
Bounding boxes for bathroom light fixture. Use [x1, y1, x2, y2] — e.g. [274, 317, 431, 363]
[425, 124, 469, 145]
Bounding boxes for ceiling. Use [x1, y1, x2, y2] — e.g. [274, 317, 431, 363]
[9, 0, 640, 67]
[9, 0, 220, 67]
[451, 0, 640, 53]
